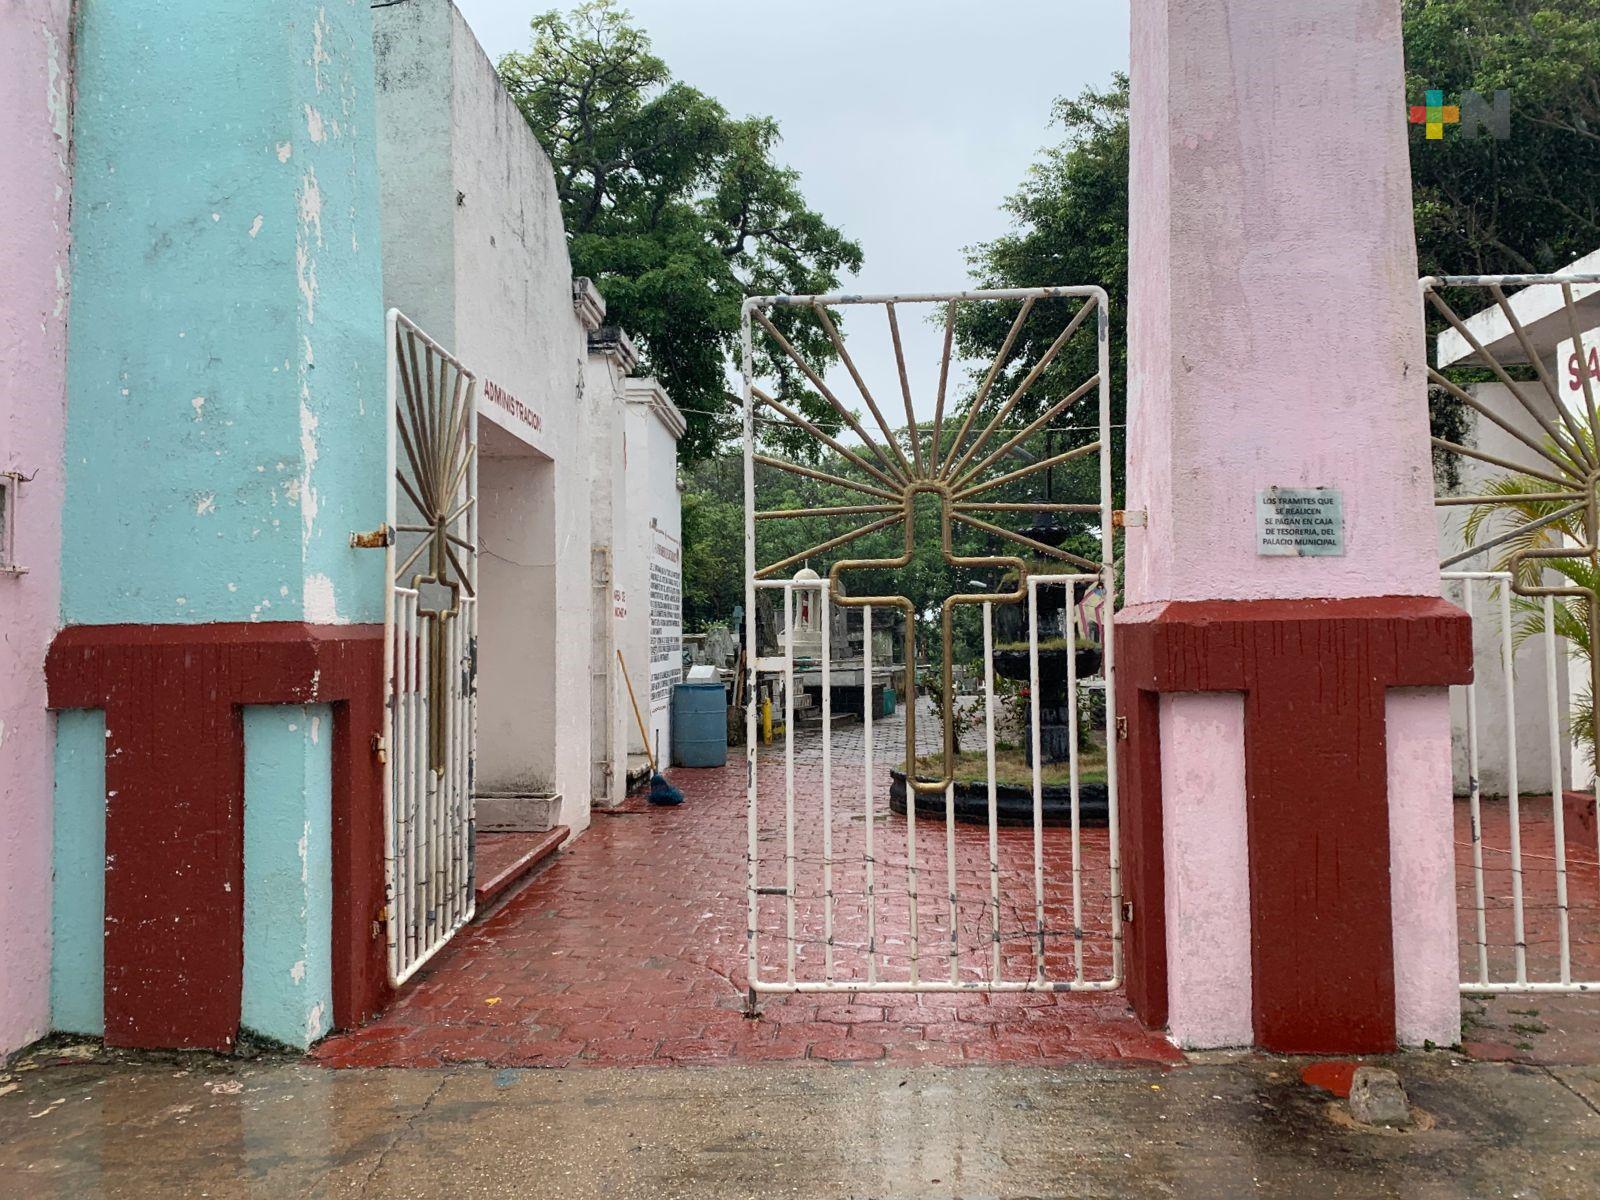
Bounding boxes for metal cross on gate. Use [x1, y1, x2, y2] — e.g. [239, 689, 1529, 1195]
[741, 286, 1122, 1004]
[747, 291, 1107, 792]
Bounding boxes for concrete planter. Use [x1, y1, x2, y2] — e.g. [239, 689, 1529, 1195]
[476, 792, 562, 833]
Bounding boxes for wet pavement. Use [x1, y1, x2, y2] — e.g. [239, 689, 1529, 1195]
[3, 1047, 1599, 1197]
[315, 701, 1174, 1069]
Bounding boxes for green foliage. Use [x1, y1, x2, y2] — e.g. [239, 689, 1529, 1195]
[1404, 0, 1600, 278]
[1458, 462, 1599, 769]
[499, 1, 862, 463]
[954, 76, 1128, 542]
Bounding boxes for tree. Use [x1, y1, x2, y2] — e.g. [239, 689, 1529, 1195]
[954, 76, 1129, 546]
[499, 2, 862, 463]
[1405, 0, 1600, 278]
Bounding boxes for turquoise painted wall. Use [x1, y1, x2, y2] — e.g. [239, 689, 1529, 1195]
[50, 710, 106, 1037]
[242, 705, 334, 1049]
[63, 0, 387, 627]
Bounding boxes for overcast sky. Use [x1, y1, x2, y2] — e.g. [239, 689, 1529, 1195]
[453, 0, 1131, 424]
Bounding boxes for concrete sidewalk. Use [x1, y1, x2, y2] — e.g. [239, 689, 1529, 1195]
[2, 1048, 1598, 1198]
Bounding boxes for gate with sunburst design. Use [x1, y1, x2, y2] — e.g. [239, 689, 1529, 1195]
[383, 310, 480, 986]
[1426, 271, 1600, 996]
[740, 286, 1120, 1006]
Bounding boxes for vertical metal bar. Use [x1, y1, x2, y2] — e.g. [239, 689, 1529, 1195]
[742, 305, 761, 1008]
[417, 609, 431, 954]
[1028, 579, 1046, 981]
[1460, 579, 1490, 986]
[863, 604, 877, 983]
[465, 385, 479, 924]
[384, 590, 400, 982]
[945, 779, 958, 985]
[382, 312, 401, 985]
[1065, 578, 1084, 983]
[1544, 596, 1572, 983]
[1095, 292, 1122, 986]
[1501, 581, 1528, 985]
[820, 582, 834, 982]
[784, 585, 797, 984]
[983, 602, 1001, 982]
[449, 617, 460, 930]
[904, 611, 921, 985]
[404, 593, 420, 968]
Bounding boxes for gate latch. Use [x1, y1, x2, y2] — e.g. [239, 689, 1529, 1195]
[1112, 509, 1147, 529]
[1115, 716, 1128, 741]
[350, 523, 394, 549]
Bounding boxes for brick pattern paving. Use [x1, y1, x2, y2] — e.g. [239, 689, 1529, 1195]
[315, 701, 1180, 1069]
[1455, 793, 1600, 1065]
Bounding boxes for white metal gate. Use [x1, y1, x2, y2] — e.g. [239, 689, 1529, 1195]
[384, 309, 479, 986]
[1427, 272, 1600, 994]
[740, 287, 1119, 1005]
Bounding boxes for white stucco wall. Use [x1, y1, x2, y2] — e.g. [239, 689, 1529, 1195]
[374, 0, 594, 834]
[620, 380, 685, 765]
[584, 342, 634, 803]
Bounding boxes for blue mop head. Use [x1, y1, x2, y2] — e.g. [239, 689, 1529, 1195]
[647, 771, 684, 806]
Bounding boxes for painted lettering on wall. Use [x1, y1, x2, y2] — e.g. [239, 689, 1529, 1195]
[483, 379, 542, 434]
[1558, 332, 1600, 419]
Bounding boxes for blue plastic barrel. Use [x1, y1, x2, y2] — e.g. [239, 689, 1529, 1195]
[671, 680, 728, 767]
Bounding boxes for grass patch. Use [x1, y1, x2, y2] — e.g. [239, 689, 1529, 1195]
[909, 743, 1107, 789]
[992, 638, 1098, 654]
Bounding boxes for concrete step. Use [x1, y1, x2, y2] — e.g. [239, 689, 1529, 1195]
[473, 827, 569, 915]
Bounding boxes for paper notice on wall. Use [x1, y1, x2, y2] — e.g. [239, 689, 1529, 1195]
[649, 527, 683, 714]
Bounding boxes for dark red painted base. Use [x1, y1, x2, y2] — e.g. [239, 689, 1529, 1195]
[47, 623, 389, 1051]
[1115, 595, 1472, 1054]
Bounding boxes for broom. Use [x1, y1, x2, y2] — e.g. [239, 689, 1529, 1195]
[617, 649, 684, 805]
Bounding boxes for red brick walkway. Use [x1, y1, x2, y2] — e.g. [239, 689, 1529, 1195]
[315, 707, 1180, 1069]
[1455, 793, 1600, 1066]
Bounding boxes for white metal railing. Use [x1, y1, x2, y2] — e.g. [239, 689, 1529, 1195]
[1446, 571, 1599, 994]
[384, 310, 479, 986]
[740, 286, 1119, 1003]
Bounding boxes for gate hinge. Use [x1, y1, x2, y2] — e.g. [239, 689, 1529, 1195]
[372, 733, 388, 764]
[1122, 901, 1135, 924]
[350, 523, 394, 549]
[1112, 509, 1146, 529]
[373, 904, 389, 941]
[1115, 715, 1128, 741]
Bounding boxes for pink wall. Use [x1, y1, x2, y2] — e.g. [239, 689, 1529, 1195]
[1126, 0, 1437, 607]
[1160, 694, 1252, 1047]
[0, 0, 72, 1057]
[1127, 0, 1458, 1047]
[1387, 689, 1461, 1046]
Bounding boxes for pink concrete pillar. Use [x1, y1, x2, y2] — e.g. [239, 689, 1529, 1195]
[0, 0, 72, 1057]
[1121, 0, 1467, 1051]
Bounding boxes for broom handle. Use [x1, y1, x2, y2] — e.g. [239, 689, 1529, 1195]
[617, 649, 659, 775]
